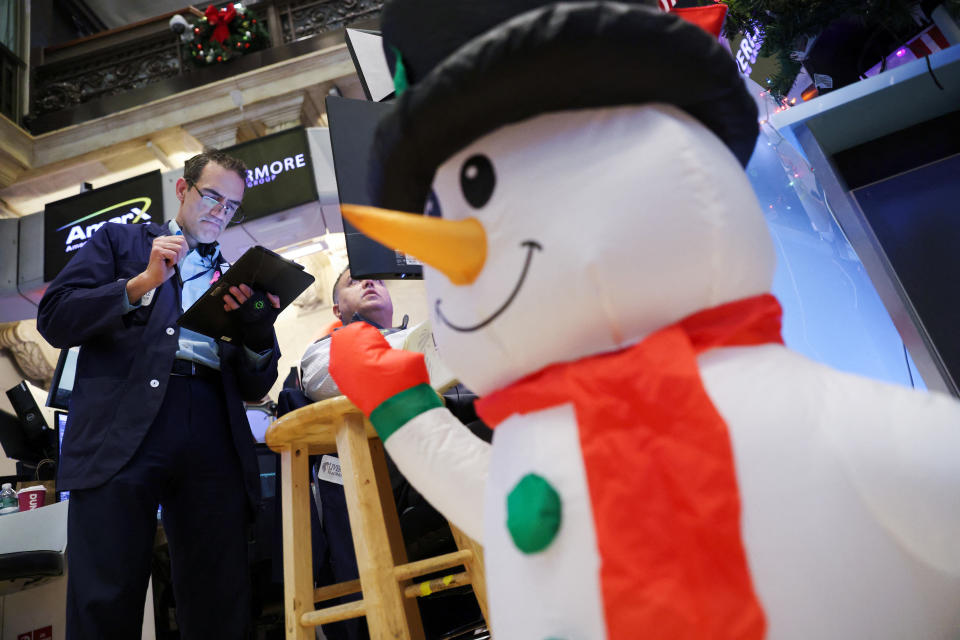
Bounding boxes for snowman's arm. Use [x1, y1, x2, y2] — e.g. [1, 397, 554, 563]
[381, 407, 489, 542]
[832, 384, 960, 574]
[329, 322, 489, 542]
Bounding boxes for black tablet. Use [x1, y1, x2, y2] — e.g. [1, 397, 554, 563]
[177, 245, 314, 344]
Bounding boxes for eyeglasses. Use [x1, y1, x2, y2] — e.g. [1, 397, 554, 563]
[188, 182, 245, 223]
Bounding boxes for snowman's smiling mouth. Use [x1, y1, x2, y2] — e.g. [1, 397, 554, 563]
[435, 240, 542, 333]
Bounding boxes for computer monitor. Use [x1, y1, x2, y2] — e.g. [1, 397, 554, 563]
[849, 152, 960, 389]
[245, 402, 276, 444]
[345, 28, 395, 102]
[6, 380, 50, 442]
[43, 170, 164, 282]
[326, 95, 423, 280]
[47, 347, 79, 411]
[55, 411, 69, 502]
[0, 408, 39, 463]
[0, 395, 57, 488]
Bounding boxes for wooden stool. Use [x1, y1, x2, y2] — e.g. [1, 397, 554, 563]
[266, 395, 489, 640]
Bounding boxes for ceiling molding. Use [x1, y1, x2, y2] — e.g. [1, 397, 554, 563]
[0, 44, 359, 216]
[0, 126, 201, 215]
[182, 91, 307, 149]
[31, 43, 355, 166]
[0, 114, 34, 189]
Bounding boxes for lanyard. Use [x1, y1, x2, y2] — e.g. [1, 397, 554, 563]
[172, 229, 220, 287]
[181, 266, 215, 285]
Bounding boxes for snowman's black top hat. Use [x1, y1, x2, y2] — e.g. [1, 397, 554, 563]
[372, 0, 759, 213]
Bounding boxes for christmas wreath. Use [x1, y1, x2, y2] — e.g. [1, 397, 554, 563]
[190, 3, 270, 65]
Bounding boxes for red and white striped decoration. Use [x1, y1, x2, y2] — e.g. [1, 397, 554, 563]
[659, 0, 677, 12]
[907, 24, 950, 57]
[863, 23, 952, 78]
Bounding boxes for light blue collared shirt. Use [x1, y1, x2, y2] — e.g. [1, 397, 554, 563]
[121, 221, 271, 370]
[170, 220, 224, 370]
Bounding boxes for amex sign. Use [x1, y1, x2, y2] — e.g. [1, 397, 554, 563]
[43, 171, 164, 282]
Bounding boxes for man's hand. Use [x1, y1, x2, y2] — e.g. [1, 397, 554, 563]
[126, 235, 188, 304]
[225, 283, 281, 351]
[222, 283, 280, 312]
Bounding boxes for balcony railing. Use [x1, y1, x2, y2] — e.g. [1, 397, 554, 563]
[31, 31, 182, 119]
[1, 41, 25, 123]
[275, 0, 383, 43]
[26, 0, 383, 133]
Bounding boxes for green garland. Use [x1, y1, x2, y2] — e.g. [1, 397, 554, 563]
[189, 4, 270, 66]
[717, 0, 923, 98]
[683, 0, 928, 98]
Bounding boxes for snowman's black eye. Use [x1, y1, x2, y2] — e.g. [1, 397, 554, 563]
[460, 154, 495, 209]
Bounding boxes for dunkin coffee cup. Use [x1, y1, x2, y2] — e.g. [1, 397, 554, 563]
[17, 485, 46, 511]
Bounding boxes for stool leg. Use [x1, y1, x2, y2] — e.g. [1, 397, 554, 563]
[280, 446, 314, 640]
[370, 438, 427, 640]
[337, 414, 412, 640]
[450, 523, 490, 626]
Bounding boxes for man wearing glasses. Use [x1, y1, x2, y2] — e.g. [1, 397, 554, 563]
[38, 149, 281, 639]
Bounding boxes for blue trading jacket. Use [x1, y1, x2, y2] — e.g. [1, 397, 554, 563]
[37, 222, 279, 509]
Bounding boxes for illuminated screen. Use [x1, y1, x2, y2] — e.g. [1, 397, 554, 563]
[246, 406, 273, 444]
[47, 347, 79, 411]
[43, 171, 164, 282]
[56, 411, 69, 502]
[222, 127, 318, 222]
[326, 95, 423, 280]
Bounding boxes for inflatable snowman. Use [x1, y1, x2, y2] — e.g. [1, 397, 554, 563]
[329, 1, 960, 638]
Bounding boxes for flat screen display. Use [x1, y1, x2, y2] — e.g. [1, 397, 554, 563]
[851, 153, 960, 390]
[326, 95, 422, 280]
[47, 347, 79, 411]
[56, 411, 69, 502]
[245, 404, 274, 444]
[222, 127, 318, 223]
[345, 28, 395, 102]
[0, 409, 34, 463]
[44, 171, 164, 282]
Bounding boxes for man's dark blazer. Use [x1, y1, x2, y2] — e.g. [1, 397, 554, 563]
[37, 221, 279, 510]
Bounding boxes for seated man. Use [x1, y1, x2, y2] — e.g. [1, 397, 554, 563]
[302, 267, 414, 401]
[301, 265, 486, 440]
[295, 267, 487, 639]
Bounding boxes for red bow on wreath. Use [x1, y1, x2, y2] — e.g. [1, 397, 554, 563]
[205, 5, 237, 44]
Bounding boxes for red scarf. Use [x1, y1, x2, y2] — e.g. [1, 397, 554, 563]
[475, 294, 782, 640]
